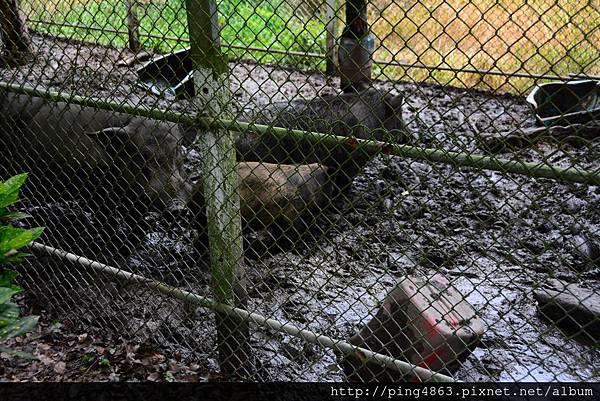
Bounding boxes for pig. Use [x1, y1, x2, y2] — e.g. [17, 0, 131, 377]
[236, 89, 408, 191]
[236, 162, 331, 228]
[187, 89, 408, 248]
[188, 161, 332, 232]
[0, 90, 193, 212]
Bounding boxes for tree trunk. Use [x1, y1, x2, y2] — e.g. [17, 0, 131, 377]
[0, 0, 32, 67]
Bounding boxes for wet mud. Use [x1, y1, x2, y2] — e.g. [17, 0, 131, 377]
[2, 35, 599, 381]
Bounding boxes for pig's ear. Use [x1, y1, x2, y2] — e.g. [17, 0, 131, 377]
[87, 127, 130, 151]
[383, 93, 404, 112]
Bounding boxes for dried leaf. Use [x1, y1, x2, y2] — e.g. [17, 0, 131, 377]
[54, 361, 66, 375]
[146, 372, 160, 382]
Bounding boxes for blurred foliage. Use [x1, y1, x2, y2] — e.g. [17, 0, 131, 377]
[0, 173, 43, 342]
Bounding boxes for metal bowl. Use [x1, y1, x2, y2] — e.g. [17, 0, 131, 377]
[136, 47, 195, 99]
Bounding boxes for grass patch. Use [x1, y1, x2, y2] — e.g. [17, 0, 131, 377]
[23, 0, 327, 71]
[369, 0, 599, 93]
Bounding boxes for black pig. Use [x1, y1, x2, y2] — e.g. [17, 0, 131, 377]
[0, 90, 195, 257]
[0, 91, 193, 211]
[236, 89, 408, 190]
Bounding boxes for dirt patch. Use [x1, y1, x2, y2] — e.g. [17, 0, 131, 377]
[1, 34, 599, 382]
[0, 298, 214, 382]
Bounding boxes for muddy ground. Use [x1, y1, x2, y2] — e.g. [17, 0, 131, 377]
[1, 35, 599, 382]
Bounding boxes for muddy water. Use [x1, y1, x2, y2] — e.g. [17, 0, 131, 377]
[5, 35, 600, 382]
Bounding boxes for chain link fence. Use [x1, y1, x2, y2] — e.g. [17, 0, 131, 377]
[0, 0, 599, 382]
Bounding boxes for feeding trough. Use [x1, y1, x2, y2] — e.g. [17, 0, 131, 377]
[527, 80, 600, 127]
[136, 47, 195, 99]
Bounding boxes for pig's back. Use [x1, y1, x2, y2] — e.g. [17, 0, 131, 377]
[1, 92, 132, 172]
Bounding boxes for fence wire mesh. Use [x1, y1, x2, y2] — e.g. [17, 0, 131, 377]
[0, 0, 599, 382]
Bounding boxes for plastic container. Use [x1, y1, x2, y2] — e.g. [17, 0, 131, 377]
[343, 274, 485, 381]
[526, 80, 600, 127]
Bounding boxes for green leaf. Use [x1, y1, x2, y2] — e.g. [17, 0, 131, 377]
[0, 315, 39, 339]
[0, 287, 20, 305]
[0, 226, 44, 253]
[0, 270, 19, 289]
[0, 211, 32, 223]
[0, 302, 20, 327]
[0, 253, 32, 264]
[3, 174, 28, 193]
[0, 173, 28, 209]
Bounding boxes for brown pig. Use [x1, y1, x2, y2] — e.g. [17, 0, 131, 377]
[188, 161, 332, 231]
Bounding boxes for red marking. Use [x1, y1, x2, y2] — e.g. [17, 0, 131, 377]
[410, 347, 450, 382]
[409, 313, 452, 382]
[344, 137, 359, 150]
[420, 350, 442, 368]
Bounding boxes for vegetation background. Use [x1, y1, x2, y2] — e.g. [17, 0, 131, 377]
[21, 0, 600, 93]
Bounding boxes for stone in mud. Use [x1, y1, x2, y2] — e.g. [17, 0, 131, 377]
[534, 279, 600, 342]
[342, 274, 484, 381]
[189, 161, 331, 231]
[570, 234, 600, 270]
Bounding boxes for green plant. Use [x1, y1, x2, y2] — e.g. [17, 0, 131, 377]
[82, 352, 96, 366]
[0, 173, 44, 341]
[164, 371, 175, 382]
[27, 0, 327, 70]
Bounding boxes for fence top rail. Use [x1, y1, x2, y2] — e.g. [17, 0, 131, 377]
[26, 18, 576, 83]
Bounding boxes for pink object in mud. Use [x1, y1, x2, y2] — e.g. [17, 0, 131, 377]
[343, 274, 485, 381]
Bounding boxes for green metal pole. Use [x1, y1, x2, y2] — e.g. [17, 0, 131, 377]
[184, 0, 251, 377]
[2, 82, 599, 186]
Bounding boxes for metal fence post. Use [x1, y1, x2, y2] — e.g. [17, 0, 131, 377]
[325, 0, 337, 76]
[124, 0, 140, 52]
[184, 0, 251, 377]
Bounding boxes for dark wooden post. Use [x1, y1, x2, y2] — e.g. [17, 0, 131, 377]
[184, 0, 252, 378]
[342, 0, 368, 39]
[0, 0, 32, 66]
[124, 0, 140, 52]
[338, 0, 372, 92]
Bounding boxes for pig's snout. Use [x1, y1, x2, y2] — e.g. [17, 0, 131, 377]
[166, 181, 194, 218]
